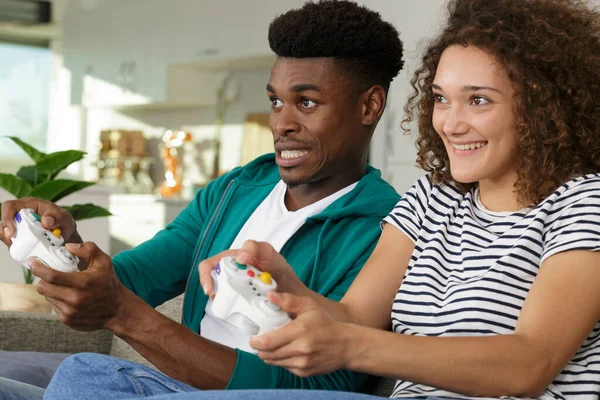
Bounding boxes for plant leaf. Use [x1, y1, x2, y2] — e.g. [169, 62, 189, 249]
[3, 136, 45, 162]
[23, 268, 34, 284]
[27, 180, 95, 203]
[35, 150, 87, 178]
[63, 203, 112, 221]
[0, 173, 32, 198]
[16, 165, 47, 187]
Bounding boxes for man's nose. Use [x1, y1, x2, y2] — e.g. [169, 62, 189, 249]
[272, 105, 301, 137]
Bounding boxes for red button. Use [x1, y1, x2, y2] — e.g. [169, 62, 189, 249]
[247, 270, 255, 277]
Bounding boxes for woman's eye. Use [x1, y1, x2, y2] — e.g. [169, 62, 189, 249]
[434, 94, 448, 104]
[271, 98, 283, 108]
[301, 99, 317, 108]
[472, 96, 490, 106]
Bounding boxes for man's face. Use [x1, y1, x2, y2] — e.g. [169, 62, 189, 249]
[267, 58, 367, 187]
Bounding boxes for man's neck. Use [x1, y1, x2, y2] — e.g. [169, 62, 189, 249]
[284, 168, 365, 211]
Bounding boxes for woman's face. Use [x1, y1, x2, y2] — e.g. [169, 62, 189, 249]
[432, 45, 520, 187]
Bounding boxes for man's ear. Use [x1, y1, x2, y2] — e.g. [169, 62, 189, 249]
[361, 85, 387, 127]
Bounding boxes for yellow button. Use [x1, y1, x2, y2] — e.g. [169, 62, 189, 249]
[258, 272, 272, 285]
[51, 228, 61, 238]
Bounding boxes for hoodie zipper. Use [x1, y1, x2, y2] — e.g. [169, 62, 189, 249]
[182, 178, 236, 326]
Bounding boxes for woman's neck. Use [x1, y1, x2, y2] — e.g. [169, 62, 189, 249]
[478, 172, 528, 212]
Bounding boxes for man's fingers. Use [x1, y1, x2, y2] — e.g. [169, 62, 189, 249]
[37, 279, 84, 306]
[0, 201, 18, 242]
[65, 242, 110, 269]
[198, 249, 238, 297]
[29, 259, 80, 287]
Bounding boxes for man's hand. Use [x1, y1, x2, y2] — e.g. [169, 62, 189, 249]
[198, 240, 305, 299]
[30, 241, 127, 331]
[0, 198, 77, 247]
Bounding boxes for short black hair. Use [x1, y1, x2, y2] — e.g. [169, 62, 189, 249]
[268, 0, 404, 94]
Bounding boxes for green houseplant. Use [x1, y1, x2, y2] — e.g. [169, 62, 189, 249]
[0, 136, 111, 284]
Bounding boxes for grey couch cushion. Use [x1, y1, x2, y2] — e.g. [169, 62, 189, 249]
[0, 311, 112, 354]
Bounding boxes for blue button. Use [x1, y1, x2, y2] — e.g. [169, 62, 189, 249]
[215, 263, 221, 275]
[15, 213, 21, 223]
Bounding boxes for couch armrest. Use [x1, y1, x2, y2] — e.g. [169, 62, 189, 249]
[0, 311, 113, 354]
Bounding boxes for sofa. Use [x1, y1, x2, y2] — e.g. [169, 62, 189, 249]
[0, 296, 395, 397]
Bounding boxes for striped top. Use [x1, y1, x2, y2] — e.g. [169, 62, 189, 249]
[383, 174, 600, 399]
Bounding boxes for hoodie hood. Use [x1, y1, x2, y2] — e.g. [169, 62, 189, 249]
[235, 153, 400, 221]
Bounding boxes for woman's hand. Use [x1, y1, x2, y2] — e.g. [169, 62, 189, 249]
[250, 292, 353, 377]
[198, 240, 305, 298]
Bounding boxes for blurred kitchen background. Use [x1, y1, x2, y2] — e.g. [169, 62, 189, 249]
[0, 0, 448, 282]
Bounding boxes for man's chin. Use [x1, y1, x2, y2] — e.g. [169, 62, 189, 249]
[279, 169, 309, 188]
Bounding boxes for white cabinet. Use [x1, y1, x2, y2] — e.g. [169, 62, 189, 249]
[165, 0, 305, 65]
[63, 0, 219, 109]
[109, 194, 187, 256]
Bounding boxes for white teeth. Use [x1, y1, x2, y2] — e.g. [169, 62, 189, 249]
[453, 142, 487, 151]
[281, 150, 309, 159]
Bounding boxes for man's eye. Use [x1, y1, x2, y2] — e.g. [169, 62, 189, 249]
[271, 98, 283, 108]
[301, 99, 317, 108]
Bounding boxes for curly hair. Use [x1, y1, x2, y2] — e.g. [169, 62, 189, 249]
[403, 0, 600, 206]
[268, 0, 404, 94]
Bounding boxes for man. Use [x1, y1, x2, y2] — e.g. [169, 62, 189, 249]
[0, 0, 403, 398]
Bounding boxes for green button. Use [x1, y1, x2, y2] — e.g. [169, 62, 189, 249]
[33, 213, 41, 222]
[235, 262, 247, 270]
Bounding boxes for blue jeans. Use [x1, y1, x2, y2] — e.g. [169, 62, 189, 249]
[44, 353, 199, 399]
[0, 377, 45, 400]
[43, 353, 453, 400]
[42, 353, 388, 400]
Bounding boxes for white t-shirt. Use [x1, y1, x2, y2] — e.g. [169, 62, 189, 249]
[201, 179, 358, 353]
[384, 174, 600, 399]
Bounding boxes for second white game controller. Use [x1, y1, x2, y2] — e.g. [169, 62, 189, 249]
[211, 256, 291, 335]
[10, 208, 79, 273]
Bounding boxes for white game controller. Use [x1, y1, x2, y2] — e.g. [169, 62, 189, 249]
[211, 256, 291, 335]
[10, 208, 79, 273]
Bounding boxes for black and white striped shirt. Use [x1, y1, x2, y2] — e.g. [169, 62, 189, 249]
[384, 174, 600, 399]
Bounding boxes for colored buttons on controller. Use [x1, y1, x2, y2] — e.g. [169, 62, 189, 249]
[236, 261, 247, 270]
[52, 228, 61, 238]
[258, 272, 272, 285]
[15, 213, 22, 223]
[32, 212, 41, 222]
[215, 263, 221, 275]
[247, 270, 255, 277]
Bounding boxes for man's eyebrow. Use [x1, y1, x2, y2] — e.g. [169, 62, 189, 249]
[290, 84, 321, 93]
[432, 83, 501, 93]
[266, 83, 322, 93]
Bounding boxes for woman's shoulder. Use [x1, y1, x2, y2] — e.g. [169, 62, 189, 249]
[544, 173, 600, 206]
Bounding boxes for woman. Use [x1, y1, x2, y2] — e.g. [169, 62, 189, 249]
[194, 0, 600, 398]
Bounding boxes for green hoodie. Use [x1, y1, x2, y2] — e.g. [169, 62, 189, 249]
[113, 153, 400, 392]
